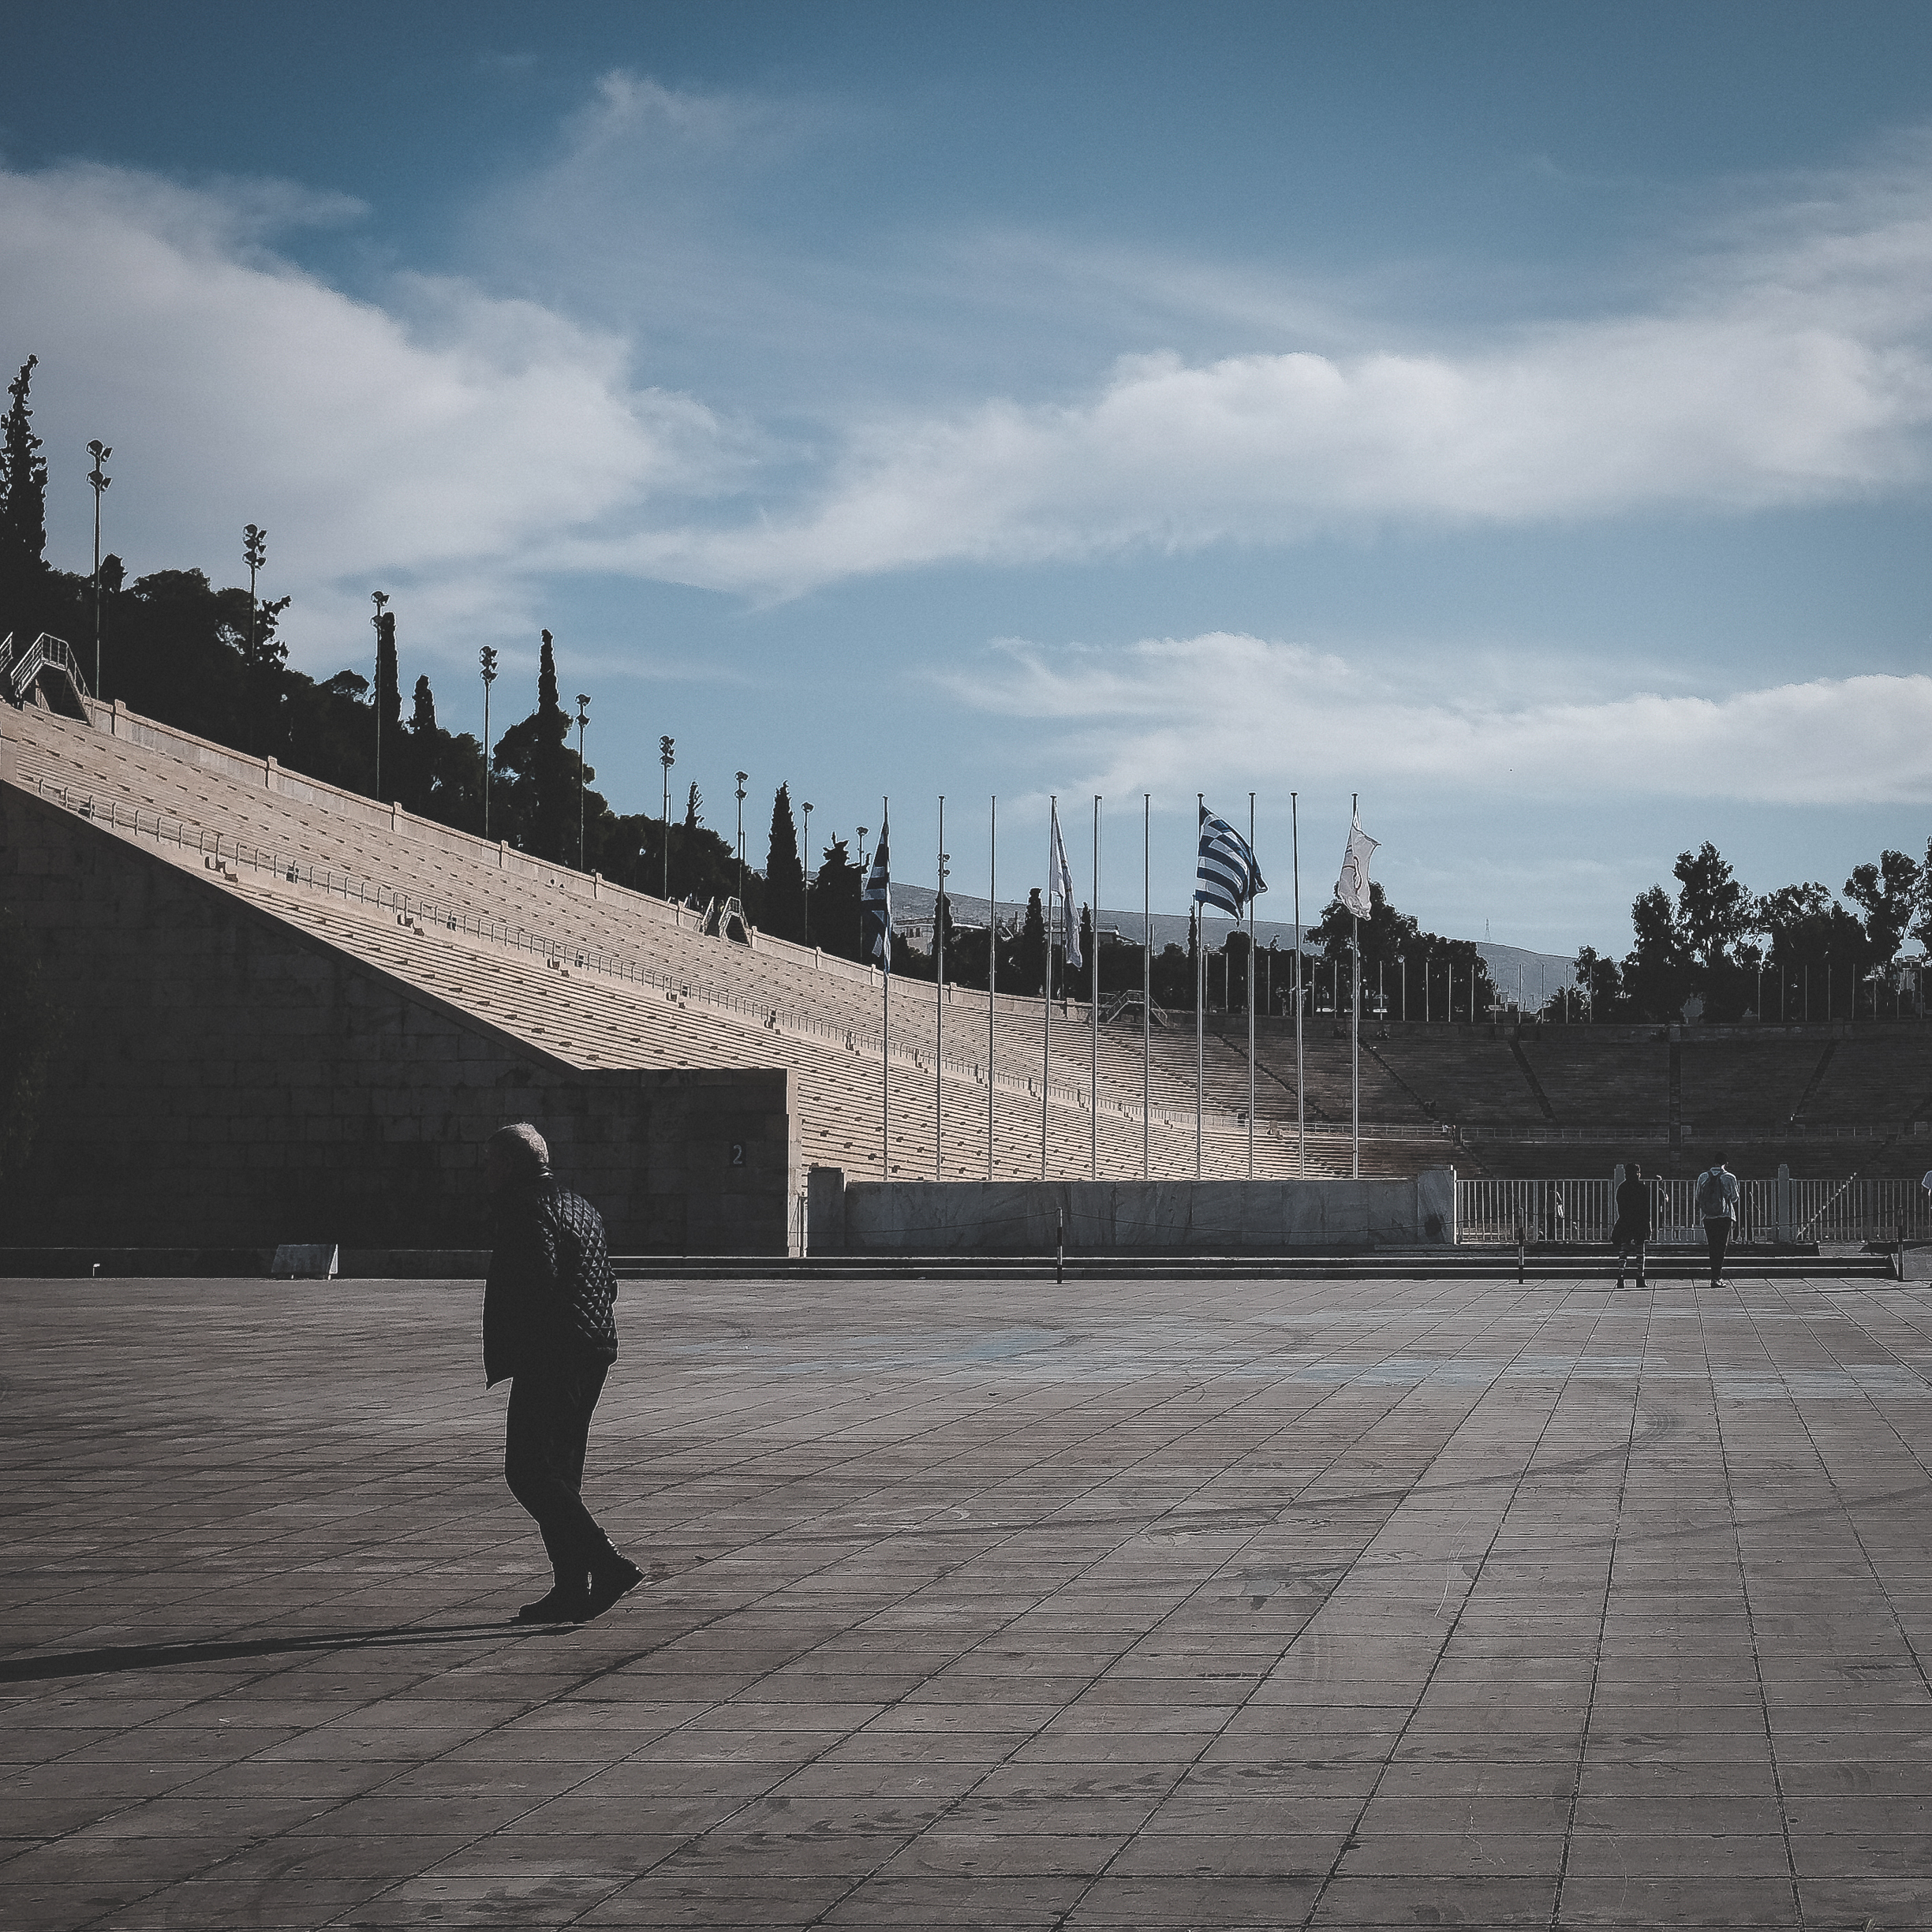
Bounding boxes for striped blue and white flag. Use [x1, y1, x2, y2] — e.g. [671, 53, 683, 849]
[1194, 808, 1265, 917]
[861, 815, 893, 966]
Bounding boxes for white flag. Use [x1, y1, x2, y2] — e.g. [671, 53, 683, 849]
[1050, 803, 1082, 970]
[1336, 812, 1378, 920]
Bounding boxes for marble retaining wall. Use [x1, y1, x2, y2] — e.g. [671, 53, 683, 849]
[811, 1169, 1456, 1254]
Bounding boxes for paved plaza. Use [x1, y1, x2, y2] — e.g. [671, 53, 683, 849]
[7, 1272, 1932, 1930]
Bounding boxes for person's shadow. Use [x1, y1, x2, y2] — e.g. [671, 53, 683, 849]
[0, 1619, 574, 1685]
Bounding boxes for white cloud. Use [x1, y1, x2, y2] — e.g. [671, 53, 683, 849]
[0, 162, 742, 665]
[942, 633, 1932, 807]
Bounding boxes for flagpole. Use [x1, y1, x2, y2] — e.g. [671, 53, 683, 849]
[1142, 792, 1150, 1182]
[1091, 793, 1101, 1182]
[1247, 790, 1257, 1181]
[881, 796, 891, 1179]
[1351, 790, 1360, 1181]
[1194, 792, 1204, 1181]
[1292, 791, 1304, 1175]
[935, 794, 944, 1182]
[988, 794, 996, 1181]
[1042, 797, 1053, 1181]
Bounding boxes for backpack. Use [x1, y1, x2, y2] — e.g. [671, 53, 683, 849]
[1695, 1168, 1730, 1218]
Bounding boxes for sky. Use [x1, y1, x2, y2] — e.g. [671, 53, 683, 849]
[6, 1, 1932, 956]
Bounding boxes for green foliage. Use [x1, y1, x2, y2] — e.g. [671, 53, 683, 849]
[1312, 880, 1496, 1019]
[809, 837, 863, 961]
[1018, 888, 1046, 995]
[1844, 850, 1921, 965]
[0, 354, 48, 594]
[763, 783, 805, 942]
[1672, 843, 1752, 970]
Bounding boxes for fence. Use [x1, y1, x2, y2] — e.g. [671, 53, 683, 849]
[1458, 1176, 1932, 1246]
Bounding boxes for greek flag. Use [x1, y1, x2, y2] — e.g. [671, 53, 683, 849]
[1195, 808, 1265, 917]
[861, 816, 892, 966]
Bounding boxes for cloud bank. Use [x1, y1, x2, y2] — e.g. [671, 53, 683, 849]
[946, 633, 1932, 807]
[6, 95, 1932, 630]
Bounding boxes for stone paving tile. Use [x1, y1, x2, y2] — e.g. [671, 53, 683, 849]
[8, 1272, 1932, 1930]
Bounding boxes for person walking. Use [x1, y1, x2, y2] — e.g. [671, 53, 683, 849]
[1695, 1153, 1741, 1289]
[1611, 1160, 1651, 1289]
[482, 1123, 644, 1623]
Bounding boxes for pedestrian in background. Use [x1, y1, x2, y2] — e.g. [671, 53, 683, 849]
[1612, 1161, 1651, 1289]
[1695, 1154, 1741, 1290]
[482, 1123, 644, 1623]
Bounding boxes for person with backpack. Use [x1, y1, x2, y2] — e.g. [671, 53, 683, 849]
[1611, 1161, 1651, 1289]
[1695, 1155, 1741, 1288]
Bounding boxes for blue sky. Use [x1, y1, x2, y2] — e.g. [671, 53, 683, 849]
[7, 2, 1932, 955]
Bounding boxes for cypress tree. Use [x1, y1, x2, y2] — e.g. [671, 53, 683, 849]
[1019, 888, 1047, 995]
[763, 783, 805, 942]
[533, 630, 570, 862]
[410, 673, 436, 734]
[0, 354, 48, 594]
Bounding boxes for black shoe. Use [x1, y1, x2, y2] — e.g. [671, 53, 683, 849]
[583, 1553, 645, 1618]
[517, 1583, 590, 1624]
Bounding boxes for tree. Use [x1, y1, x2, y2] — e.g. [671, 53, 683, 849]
[1018, 888, 1047, 995]
[1844, 850, 1921, 966]
[532, 630, 570, 862]
[1621, 884, 1693, 1021]
[0, 353, 48, 597]
[1672, 843, 1751, 972]
[810, 837, 863, 962]
[1570, 945, 1623, 1021]
[1078, 903, 1094, 984]
[763, 783, 806, 942]
[372, 610, 399, 792]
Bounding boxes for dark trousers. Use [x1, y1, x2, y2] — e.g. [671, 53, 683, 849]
[1616, 1238, 1645, 1280]
[1704, 1217, 1732, 1280]
[505, 1355, 613, 1582]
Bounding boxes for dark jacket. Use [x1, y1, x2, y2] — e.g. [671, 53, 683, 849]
[1611, 1176, 1652, 1246]
[483, 1175, 619, 1386]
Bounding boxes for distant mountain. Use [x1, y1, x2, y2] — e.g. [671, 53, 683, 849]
[887, 884, 1578, 1007]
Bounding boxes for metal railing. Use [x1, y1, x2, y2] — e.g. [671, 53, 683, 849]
[3, 631, 90, 709]
[1459, 1175, 1932, 1246]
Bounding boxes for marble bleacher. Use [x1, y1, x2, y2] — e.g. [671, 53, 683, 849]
[12, 701, 1377, 1183]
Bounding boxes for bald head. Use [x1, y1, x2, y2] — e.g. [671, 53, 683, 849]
[486, 1123, 551, 1186]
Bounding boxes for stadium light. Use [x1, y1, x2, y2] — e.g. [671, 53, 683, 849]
[660, 736, 675, 900]
[479, 648, 498, 836]
[735, 771, 749, 907]
[576, 695, 591, 871]
[88, 443, 112, 696]
[802, 802, 813, 944]
[370, 592, 389, 801]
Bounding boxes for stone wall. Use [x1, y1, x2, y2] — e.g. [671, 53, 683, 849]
[2, 785, 795, 1252]
[810, 1168, 1458, 1254]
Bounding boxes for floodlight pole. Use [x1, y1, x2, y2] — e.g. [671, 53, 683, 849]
[802, 802, 813, 943]
[88, 443, 112, 697]
[660, 737, 675, 899]
[370, 592, 389, 800]
[735, 772, 748, 907]
[479, 648, 498, 835]
[575, 695, 590, 870]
